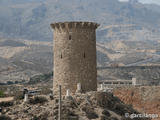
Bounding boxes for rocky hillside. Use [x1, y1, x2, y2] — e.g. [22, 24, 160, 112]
[0, 38, 160, 83]
[0, 0, 160, 83]
[0, 91, 149, 120]
[0, 38, 53, 83]
[98, 66, 160, 81]
[96, 40, 160, 67]
[0, 0, 160, 41]
[114, 86, 160, 120]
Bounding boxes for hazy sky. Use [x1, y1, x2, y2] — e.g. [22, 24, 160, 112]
[119, 0, 160, 5]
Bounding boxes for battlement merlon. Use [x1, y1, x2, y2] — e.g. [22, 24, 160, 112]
[50, 22, 100, 30]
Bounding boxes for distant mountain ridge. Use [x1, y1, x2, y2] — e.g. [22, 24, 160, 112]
[1, 0, 160, 84]
[0, 0, 160, 41]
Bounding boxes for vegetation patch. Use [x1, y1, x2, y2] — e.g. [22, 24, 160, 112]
[0, 91, 5, 98]
[0, 101, 13, 107]
[29, 96, 48, 104]
[28, 72, 53, 84]
[0, 115, 11, 120]
[81, 106, 98, 119]
[14, 91, 24, 100]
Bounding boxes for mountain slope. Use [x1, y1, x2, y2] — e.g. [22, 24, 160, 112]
[0, 0, 160, 41]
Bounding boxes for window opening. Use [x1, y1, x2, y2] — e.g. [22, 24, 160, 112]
[84, 52, 86, 58]
[61, 53, 62, 59]
[69, 35, 72, 40]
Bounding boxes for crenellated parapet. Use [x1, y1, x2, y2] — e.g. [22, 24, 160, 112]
[51, 22, 100, 31]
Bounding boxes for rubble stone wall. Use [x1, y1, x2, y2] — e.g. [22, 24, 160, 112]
[51, 22, 99, 94]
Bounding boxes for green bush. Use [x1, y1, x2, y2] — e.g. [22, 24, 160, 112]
[0, 91, 4, 97]
[0, 101, 13, 107]
[14, 91, 24, 100]
[41, 87, 52, 95]
[32, 112, 49, 120]
[7, 81, 14, 85]
[0, 115, 11, 120]
[29, 96, 48, 104]
[28, 72, 53, 84]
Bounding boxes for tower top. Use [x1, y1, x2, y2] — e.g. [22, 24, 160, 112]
[51, 21, 100, 30]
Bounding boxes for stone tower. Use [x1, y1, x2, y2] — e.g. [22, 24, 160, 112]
[51, 22, 99, 94]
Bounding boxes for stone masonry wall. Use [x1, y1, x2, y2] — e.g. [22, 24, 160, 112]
[51, 22, 99, 94]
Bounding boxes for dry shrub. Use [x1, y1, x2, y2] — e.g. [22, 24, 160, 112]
[29, 96, 48, 104]
[14, 91, 24, 100]
[0, 115, 11, 120]
[0, 101, 13, 107]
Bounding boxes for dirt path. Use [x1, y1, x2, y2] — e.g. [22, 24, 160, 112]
[0, 97, 14, 102]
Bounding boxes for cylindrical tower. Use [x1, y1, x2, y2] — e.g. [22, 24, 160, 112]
[51, 22, 99, 94]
